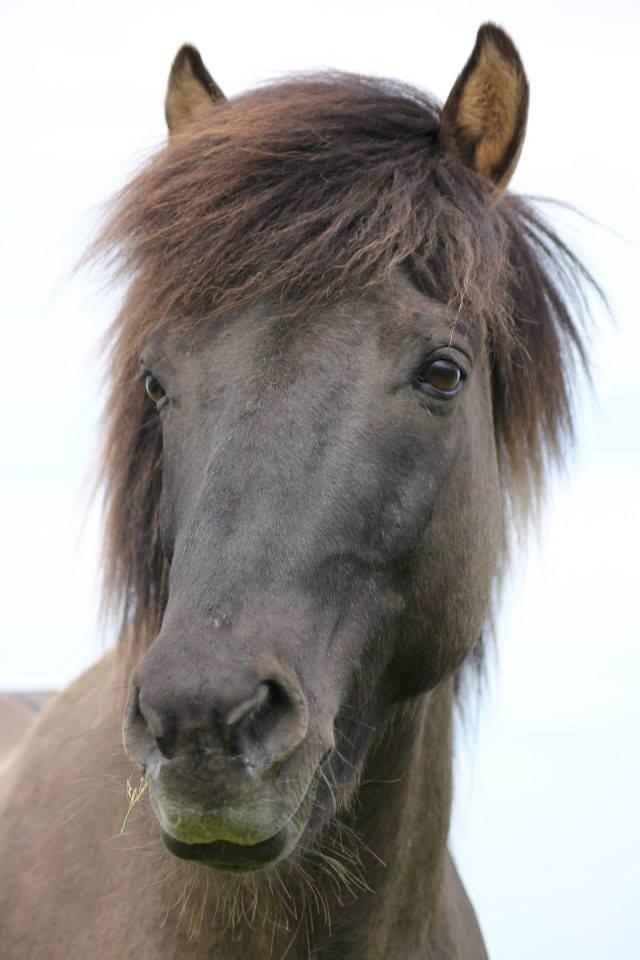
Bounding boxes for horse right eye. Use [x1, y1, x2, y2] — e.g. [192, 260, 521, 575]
[416, 359, 465, 398]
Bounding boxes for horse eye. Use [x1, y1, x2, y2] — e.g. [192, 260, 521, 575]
[417, 359, 463, 397]
[145, 374, 168, 409]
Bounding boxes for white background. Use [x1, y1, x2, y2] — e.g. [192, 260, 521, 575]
[1, 2, 638, 957]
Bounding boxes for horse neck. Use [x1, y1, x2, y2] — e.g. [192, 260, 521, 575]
[319, 681, 455, 958]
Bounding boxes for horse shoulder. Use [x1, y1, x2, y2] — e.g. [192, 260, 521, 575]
[0, 656, 153, 959]
[0, 692, 55, 772]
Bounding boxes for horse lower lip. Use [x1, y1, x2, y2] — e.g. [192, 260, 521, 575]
[160, 825, 289, 871]
[158, 770, 320, 871]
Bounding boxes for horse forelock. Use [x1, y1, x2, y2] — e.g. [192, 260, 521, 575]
[90, 72, 597, 680]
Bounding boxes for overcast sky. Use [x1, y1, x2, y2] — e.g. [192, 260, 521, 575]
[1, 2, 638, 957]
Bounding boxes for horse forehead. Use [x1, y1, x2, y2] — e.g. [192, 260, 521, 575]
[180, 284, 470, 382]
[177, 308, 371, 394]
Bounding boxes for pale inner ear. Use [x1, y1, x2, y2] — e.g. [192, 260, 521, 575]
[165, 46, 225, 135]
[458, 41, 524, 183]
[166, 68, 208, 131]
[440, 25, 528, 190]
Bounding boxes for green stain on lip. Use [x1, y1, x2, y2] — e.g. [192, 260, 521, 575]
[156, 770, 319, 848]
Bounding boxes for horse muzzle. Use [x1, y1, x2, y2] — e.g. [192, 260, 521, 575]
[122, 646, 333, 871]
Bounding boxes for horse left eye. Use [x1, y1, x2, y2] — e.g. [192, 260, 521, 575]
[416, 359, 463, 397]
[145, 374, 168, 409]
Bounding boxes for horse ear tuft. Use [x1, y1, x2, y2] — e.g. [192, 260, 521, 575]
[440, 23, 529, 190]
[165, 44, 225, 135]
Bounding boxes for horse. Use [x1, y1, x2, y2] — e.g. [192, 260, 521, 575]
[0, 23, 595, 959]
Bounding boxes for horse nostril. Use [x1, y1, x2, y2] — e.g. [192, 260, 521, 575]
[223, 681, 270, 729]
[155, 725, 177, 760]
[134, 686, 177, 760]
[223, 676, 308, 768]
[258, 679, 297, 732]
[126, 668, 308, 770]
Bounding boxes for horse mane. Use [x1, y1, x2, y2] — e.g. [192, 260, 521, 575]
[92, 72, 597, 672]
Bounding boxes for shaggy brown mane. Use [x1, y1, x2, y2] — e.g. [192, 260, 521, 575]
[94, 72, 595, 670]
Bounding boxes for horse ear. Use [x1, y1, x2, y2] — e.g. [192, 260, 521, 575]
[165, 45, 225, 135]
[440, 23, 529, 190]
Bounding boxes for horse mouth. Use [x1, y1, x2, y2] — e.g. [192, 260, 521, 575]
[158, 773, 318, 872]
[161, 822, 292, 871]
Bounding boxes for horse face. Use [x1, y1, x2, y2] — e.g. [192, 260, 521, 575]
[123, 269, 502, 871]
